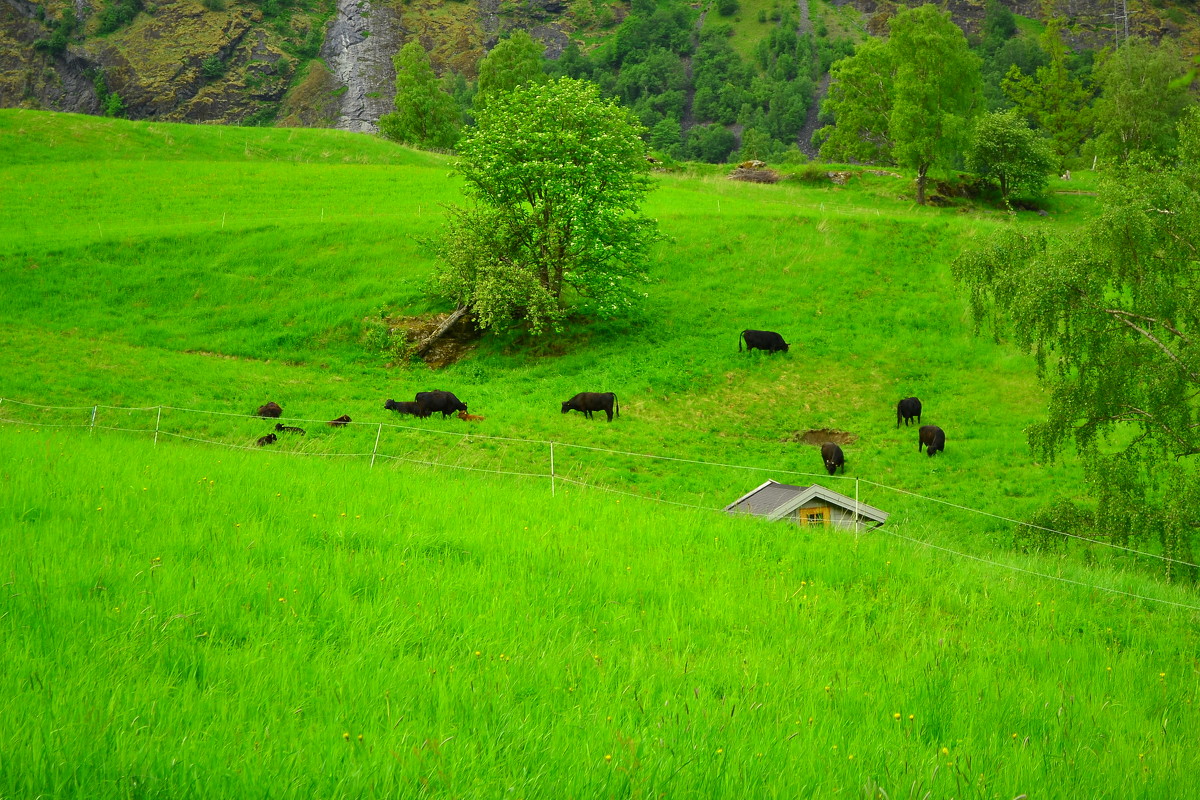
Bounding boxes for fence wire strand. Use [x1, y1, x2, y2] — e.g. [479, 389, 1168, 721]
[4, 395, 1200, 609]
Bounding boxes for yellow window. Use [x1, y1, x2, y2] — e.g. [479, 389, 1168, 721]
[800, 506, 830, 526]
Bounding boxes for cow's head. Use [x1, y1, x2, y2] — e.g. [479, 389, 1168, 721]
[781, 342, 790, 353]
[384, 399, 398, 410]
[561, 402, 572, 414]
[824, 460, 837, 475]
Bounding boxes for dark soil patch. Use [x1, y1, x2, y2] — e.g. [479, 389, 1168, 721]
[389, 311, 478, 369]
[781, 428, 859, 446]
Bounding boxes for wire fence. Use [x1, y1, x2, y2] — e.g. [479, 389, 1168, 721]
[2, 395, 1198, 612]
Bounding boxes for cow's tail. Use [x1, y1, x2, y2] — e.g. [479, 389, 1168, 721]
[738, 330, 744, 352]
[614, 394, 620, 418]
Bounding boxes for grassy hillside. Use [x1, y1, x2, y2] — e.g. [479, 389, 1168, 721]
[4, 108, 1200, 798]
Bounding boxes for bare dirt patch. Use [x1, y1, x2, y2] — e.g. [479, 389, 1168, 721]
[781, 428, 858, 446]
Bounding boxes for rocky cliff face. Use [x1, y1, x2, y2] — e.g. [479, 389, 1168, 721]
[319, 0, 401, 133]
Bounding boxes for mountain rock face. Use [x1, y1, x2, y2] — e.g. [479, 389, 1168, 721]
[319, 0, 401, 133]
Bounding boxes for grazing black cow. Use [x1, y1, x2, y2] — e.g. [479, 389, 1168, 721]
[919, 425, 945, 457]
[414, 390, 468, 419]
[328, 415, 352, 427]
[739, 329, 789, 354]
[821, 442, 845, 475]
[384, 399, 431, 418]
[275, 423, 306, 435]
[256, 433, 278, 447]
[897, 397, 922, 428]
[257, 402, 283, 418]
[561, 392, 620, 422]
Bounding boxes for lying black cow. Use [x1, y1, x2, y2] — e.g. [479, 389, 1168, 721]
[821, 442, 845, 475]
[257, 402, 283, 418]
[385, 399, 431, 418]
[414, 390, 468, 419]
[562, 392, 620, 422]
[256, 433, 277, 447]
[919, 425, 945, 457]
[897, 397, 922, 428]
[739, 329, 789, 354]
[275, 423, 306, 435]
[328, 415, 352, 427]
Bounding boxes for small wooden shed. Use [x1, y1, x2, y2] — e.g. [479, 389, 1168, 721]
[724, 480, 889, 531]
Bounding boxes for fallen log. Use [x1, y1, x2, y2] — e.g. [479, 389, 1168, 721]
[414, 306, 470, 357]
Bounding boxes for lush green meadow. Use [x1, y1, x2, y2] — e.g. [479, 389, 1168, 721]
[2, 426, 1199, 799]
[3, 109, 1199, 797]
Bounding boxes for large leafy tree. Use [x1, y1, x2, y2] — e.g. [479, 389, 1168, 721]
[1091, 37, 1195, 164]
[378, 42, 459, 149]
[1001, 17, 1092, 167]
[966, 109, 1055, 200]
[815, 5, 981, 204]
[888, 4, 983, 205]
[435, 78, 660, 333]
[953, 110, 1200, 575]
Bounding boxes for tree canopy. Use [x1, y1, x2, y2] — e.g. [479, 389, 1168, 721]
[378, 42, 459, 150]
[435, 78, 660, 333]
[1091, 38, 1195, 164]
[953, 109, 1200, 572]
[474, 30, 547, 112]
[966, 110, 1055, 200]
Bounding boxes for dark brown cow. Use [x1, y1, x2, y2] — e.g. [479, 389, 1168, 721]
[561, 392, 620, 422]
[897, 397, 922, 428]
[257, 402, 283, 418]
[918, 425, 945, 457]
[327, 415, 352, 427]
[256, 433, 278, 447]
[275, 423, 306, 435]
[821, 442, 845, 475]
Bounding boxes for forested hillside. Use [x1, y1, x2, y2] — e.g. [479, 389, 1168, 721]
[2, 0, 1197, 143]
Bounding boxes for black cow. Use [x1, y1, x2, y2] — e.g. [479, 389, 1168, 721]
[919, 425, 945, 457]
[739, 329, 789, 353]
[257, 402, 283, 418]
[256, 433, 278, 447]
[328, 415, 352, 427]
[897, 397, 922, 428]
[562, 392, 620, 422]
[821, 442, 845, 475]
[275, 423, 306, 435]
[414, 390, 468, 419]
[385, 399, 431, 418]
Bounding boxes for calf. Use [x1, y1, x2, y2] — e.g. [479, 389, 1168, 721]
[385, 399, 431, 418]
[275, 423, 306, 435]
[739, 329, 789, 354]
[327, 415, 352, 427]
[918, 425, 945, 457]
[414, 390, 468, 419]
[821, 442, 845, 475]
[457, 411, 486, 422]
[256, 433, 278, 447]
[256, 402, 283, 418]
[562, 392, 620, 422]
[897, 397, 922, 428]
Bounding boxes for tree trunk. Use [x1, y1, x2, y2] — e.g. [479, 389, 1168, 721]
[414, 306, 470, 357]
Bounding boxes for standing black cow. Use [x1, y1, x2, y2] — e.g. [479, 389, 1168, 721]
[919, 425, 946, 457]
[561, 392, 620, 422]
[821, 442, 845, 475]
[414, 390, 468, 419]
[385, 399, 431, 418]
[739, 330, 789, 353]
[897, 397, 922, 428]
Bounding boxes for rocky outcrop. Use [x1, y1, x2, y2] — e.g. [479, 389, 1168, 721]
[320, 0, 402, 133]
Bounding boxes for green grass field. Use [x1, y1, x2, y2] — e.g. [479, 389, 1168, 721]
[2, 109, 1198, 798]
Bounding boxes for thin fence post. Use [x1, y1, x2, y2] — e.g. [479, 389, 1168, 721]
[154, 406, 162, 445]
[370, 424, 382, 468]
[90, 406, 97, 434]
[550, 442, 556, 497]
[854, 477, 860, 539]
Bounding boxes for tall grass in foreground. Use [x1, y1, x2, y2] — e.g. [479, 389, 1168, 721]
[2, 426, 1198, 799]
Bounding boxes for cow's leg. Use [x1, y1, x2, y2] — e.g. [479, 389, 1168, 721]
[605, 408, 613, 422]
